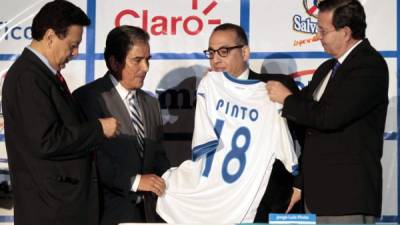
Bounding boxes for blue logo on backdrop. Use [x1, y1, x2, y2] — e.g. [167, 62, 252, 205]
[0, 21, 32, 40]
[292, 0, 319, 34]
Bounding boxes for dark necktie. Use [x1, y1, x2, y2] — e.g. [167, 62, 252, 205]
[331, 60, 341, 78]
[56, 71, 72, 95]
[128, 92, 145, 158]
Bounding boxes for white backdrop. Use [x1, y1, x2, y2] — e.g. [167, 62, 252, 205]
[0, 0, 398, 223]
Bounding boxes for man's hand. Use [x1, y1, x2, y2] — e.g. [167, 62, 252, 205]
[266, 81, 293, 104]
[138, 174, 166, 196]
[98, 117, 118, 138]
[285, 187, 301, 213]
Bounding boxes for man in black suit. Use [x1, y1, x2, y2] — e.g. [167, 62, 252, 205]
[204, 23, 303, 222]
[267, 0, 388, 223]
[73, 25, 170, 225]
[2, 1, 118, 225]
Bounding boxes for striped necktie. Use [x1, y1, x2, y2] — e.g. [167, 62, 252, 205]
[128, 92, 145, 158]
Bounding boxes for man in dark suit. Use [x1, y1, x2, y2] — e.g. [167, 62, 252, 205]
[2, 1, 118, 225]
[73, 25, 170, 225]
[204, 23, 303, 222]
[267, 0, 388, 223]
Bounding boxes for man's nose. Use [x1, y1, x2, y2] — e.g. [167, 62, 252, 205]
[316, 31, 322, 40]
[211, 53, 222, 64]
[71, 47, 79, 57]
[141, 60, 149, 72]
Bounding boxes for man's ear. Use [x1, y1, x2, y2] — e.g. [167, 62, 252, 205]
[242, 45, 250, 61]
[44, 28, 56, 48]
[342, 26, 353, 41]
[110, 56, 122, 73]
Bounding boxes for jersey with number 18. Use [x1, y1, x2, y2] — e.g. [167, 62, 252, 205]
[156, 72, 298, 223]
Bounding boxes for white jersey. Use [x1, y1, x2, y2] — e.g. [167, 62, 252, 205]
[157, 72, 298, 223]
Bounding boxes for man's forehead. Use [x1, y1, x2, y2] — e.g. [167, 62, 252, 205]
[318, 11, 334, 23]
[64, 25, 83, 41]
[128, 42, 150, 56]
[209, 30, 237, 47]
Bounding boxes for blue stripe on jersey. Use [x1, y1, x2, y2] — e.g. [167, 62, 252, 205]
[223, 72, 261, 85]
[192, 140, 219, 161]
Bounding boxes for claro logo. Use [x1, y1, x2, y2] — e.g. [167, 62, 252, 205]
[115, 0, 221, 36]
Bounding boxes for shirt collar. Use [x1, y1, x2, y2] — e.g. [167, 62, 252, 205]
[236, 68, 250, 80]
[26, 46, 57, 75]
[109, 73, 136, 101]
[337, 39, 363, 64]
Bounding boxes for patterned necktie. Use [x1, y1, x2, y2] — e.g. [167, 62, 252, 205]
[331, 60, 341, 78]
[56, 71, 72, 95]
[128, 92, 145, 158]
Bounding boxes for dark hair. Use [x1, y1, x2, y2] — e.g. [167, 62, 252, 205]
[104, 25, 150, 74]
[318, 0, 366, 39]
[31, 0, 90, 40]
[212, 23, 248, 45]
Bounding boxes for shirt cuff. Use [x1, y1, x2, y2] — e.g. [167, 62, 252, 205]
[130, 174, 141, 192]
[293, 187, 302, 193]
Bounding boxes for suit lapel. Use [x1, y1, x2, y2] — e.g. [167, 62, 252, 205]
[23, 49, 82, 118]
[54, 76, 83, 118]
[313, 40, 369, 101]
[307, 59, 336, 99]
[330, 39, 368, 84]
[100, 74, 137, 136]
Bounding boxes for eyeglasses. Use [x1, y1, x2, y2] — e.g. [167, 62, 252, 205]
[203, 45, 244, 59]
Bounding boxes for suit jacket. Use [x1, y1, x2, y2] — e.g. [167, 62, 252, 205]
[2, 48, 104, 225]
[248, 70, 303, 222]
[283, 39, 388, 216]
[73, 73, 170, 225]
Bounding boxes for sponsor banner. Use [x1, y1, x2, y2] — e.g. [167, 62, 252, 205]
[95, 0, 240, 53]
[0, 0, 88, 54]
[0, 0, 398, 222]
[250, 0, 396, 51]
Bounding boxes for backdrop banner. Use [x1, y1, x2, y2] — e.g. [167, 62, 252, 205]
[0, 0, 398, 223]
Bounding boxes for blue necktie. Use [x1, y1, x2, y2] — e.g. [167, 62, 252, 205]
[128, 92, 145, 158]
[331, 60, 341, 78]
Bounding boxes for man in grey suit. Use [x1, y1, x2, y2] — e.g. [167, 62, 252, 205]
[73, 25, 170, 225]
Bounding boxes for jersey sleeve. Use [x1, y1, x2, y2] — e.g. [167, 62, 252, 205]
[274, 102, 299, 175]
[191, 78, 219, 161]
